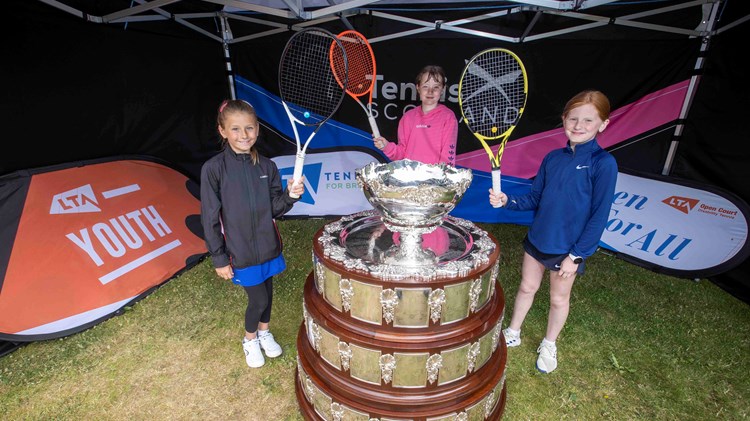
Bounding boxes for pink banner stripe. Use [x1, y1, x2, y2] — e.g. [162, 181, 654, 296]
[455, 80, 690, 179]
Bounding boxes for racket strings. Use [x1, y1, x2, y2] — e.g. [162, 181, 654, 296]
[459, 50, 527, 139]
[336, 33, 375, 97]
[279, 30, 346, 125]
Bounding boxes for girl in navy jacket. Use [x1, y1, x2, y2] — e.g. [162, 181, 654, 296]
[489, 90, 618, 374]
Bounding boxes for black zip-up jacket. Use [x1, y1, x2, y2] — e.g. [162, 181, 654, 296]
[200, 147, 298, 269]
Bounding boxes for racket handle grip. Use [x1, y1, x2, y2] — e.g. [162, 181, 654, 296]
[290, 152, 305, 199]
[368, 116, 381, 139]
[491, 168, 502, 208]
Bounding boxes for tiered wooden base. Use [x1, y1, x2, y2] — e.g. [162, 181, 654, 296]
[296, 214, 507, 420]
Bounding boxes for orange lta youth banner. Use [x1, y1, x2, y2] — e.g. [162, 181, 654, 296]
[0, 159, 206, 340]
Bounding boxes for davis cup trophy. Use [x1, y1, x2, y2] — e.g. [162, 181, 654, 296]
[357, 159, 472, 267]
[296, 159, 508, 420]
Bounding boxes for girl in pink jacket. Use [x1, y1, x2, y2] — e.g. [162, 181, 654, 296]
[374, 65, 458, 166]
[374, 65, 458, 256]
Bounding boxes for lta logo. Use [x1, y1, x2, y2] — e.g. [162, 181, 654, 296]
[662, 196, 699, 214]
[50, 184, 101, 214]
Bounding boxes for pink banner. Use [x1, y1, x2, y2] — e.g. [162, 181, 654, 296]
[455, 80, 690, 179]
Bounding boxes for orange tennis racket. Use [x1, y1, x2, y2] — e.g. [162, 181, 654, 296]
[331, 30, 380, 138]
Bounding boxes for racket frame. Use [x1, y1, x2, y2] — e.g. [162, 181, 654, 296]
[278, 27, 347, 197]
[458, 47, 528, 202]
[332, 30, 380, 138]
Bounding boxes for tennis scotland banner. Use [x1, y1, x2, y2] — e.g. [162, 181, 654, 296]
[231, 32, 699, 223]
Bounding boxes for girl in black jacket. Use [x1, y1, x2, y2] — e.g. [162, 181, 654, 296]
[200, 99, 304, 368]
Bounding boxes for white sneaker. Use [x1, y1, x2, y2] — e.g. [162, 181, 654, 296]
[258, 331, 283, 358]
[503, 328, 521, 348]
[242, 338, 265, 368]
[536, 341, 558, 373]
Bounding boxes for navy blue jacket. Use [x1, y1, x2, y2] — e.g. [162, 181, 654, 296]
[505, 139, 618, 260]
[200, 147, 297, 269]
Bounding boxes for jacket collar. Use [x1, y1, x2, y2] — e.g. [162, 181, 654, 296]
[224, 146, 250, 161]
[566, 138, 600, 154]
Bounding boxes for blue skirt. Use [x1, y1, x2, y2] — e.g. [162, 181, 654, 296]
[232, 254, 287, 286]
[523, 236, 585, 275]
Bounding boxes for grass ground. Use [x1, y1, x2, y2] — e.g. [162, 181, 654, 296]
[1, 218, 748, 420]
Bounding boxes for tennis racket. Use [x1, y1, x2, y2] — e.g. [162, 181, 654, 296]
[279, 27, 347, 198]
[331, 30, 380, 138]
[458, 48, 528, 207]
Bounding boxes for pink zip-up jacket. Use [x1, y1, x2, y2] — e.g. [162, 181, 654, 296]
[383, 104, 458, 165]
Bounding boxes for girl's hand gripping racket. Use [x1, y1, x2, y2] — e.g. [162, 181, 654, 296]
[331, 30, 380, 138]
[278, 27, 347, 198]
[458, 48, 528, 207]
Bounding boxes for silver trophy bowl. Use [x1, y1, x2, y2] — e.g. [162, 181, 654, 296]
[356, 159, 473, 266]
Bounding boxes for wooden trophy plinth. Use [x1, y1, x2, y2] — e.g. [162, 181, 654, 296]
[295, 211, 507, 421]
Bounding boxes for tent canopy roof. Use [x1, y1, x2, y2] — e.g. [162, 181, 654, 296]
[37, 0, 723, 44]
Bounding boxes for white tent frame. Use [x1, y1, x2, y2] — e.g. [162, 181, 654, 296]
[38, 0, 729, 43]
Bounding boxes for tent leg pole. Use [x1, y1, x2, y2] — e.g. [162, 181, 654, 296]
[662, 1, 722, 176]
[220, 14, 237, 100]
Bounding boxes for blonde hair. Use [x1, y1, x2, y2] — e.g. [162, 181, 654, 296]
[217, 99, 259, 164]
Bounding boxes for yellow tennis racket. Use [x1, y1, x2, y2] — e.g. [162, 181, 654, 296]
[458, 48, 528, 206]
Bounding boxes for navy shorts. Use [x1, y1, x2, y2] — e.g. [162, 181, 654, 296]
[523, 236, 585, 275]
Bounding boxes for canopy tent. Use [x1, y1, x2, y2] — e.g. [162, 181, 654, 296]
[32, 0, 740, 175]
[38, 0, 723, 43]
[2, 0, 749, 354]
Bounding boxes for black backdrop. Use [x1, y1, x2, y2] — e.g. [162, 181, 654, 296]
[5, 1, 227, 179]
[4, 1, 749, 303]
[671, 16, 750, 303]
